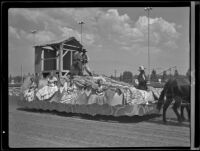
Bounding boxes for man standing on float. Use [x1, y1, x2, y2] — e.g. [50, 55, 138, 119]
[81, 48, 92, 76]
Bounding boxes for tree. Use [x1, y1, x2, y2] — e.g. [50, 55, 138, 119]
[174, 69, 179, 77]
[9, 74, 12, 83]
[13, 76, 22, 83]
[162, 71, 167, 82]
[119, 73, 123, 81]
[122, 71, 133, 83]
[186, 68, 191, 81]
[150, 69, 157, 82]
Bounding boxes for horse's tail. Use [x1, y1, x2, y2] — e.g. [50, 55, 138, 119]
[156, 89, 165, 111]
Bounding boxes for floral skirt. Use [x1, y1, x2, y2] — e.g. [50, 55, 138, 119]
[24, 89, 35, 102]
[88, 94, 106, 105]
[36, 86, 58, 101]
[60, 91, 78, 104]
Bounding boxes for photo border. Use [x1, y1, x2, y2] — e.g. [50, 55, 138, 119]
[2, 0, 199, 150]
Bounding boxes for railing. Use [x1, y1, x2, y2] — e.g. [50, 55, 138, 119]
[9, 83, 22, 88]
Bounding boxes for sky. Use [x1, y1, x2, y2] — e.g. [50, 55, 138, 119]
[8, 7, 190, 77]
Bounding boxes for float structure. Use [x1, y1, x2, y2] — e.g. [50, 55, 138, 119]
[18, 37, 160, 117]
[34, 37, 83, 78]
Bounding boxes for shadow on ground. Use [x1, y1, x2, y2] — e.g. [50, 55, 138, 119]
[17, 107, 190, 127]
[17, 107, 161, 123]
[146, 118, 190, 127]
[11, 96, 190, 127]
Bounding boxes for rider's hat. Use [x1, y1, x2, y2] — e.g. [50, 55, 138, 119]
[138, 66, 145, 71]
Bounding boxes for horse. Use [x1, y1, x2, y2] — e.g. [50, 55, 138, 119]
[156, 77, 190, 123]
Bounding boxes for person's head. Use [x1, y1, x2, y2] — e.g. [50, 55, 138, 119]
[67, 72, 74, 82]
[116, 88, 122, 95]
[82, 49, 87, 54]
[85, 84, 92, 91]
[74, 51, 80, 57]
[51, 71, 54, 76]
[97, 79, 103, 86]
[49, 71, 55, 79]
[65, 72, 70, 81]
[138, 66, 145, 73]
[30, 77, 34, 82]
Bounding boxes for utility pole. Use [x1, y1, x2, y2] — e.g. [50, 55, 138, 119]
[21, 64, 23, 83]
[31, 30, 37, 75]
[169, 68, 172, 78]
[114, 69, 117, 80]
[144, 7, 153, 84]
[78, 21, 85, 48]
[31, 30, 37, 45]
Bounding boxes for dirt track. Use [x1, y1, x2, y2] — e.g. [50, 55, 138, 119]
[9, 96, 190, 147]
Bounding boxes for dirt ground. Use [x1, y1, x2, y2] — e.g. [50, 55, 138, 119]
[9, 96, 190, 148]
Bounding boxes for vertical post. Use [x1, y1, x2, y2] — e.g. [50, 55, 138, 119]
[59, 43, 63, 78]
[190, 2, 195, 149]
[70, 50, 73, 67]
[144, 7, 152, 84]
[31, 30, 37, 75]
[148, 10, 150, 83]
[56, 50, 59, 70]
[41, 49, 44, 72]
[21, 64, 23, 83]
[81, 24, 82, 44]
[78, 21, 85, 50]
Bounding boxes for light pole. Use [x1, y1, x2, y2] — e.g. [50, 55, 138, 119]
[144, 7, 152, 84]
[31, 30, 37, 75]
[31, 30, 37, 46]
[78, 21, 85, 48]
[21, 64, 23, 83]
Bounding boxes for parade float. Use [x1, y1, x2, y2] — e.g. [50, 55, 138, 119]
[18, 37, 162, 117]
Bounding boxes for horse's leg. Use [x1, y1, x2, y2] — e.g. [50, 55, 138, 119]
[157, 90, 165, 111]
[172, 97, 182, 123]
[181, 105, 185, 121]
[186, 104, 190, 121]
[162, 97, 173, 123]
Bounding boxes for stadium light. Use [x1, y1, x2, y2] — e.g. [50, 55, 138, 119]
[144, 7, 153, 84]
[78, 21, 85, 47]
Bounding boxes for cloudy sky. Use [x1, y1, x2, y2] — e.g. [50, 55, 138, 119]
[8, 7, 190, 77]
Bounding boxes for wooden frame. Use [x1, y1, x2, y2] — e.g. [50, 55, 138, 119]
[34, 37, 83, 77]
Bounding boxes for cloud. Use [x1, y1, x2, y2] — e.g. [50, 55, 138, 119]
[163, 40, 178, 49]
[95, 9, 180, 50]
[121, 46, 131, 51]
[97, 9, 143, 41]
[59, 26, 80, 39]
[19, 29, 56, 44]
[135, 16, 180, 44]
[9, 8, 181, 51]
[121, 44, 161, 54]
[9, 26, 20, 39]
[9, 8, 62, 26]
[9, 8, 46, 24]
[97, 44, 103, 48]
[58, 26, 95, 46]
[9, 8, 96, 46]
